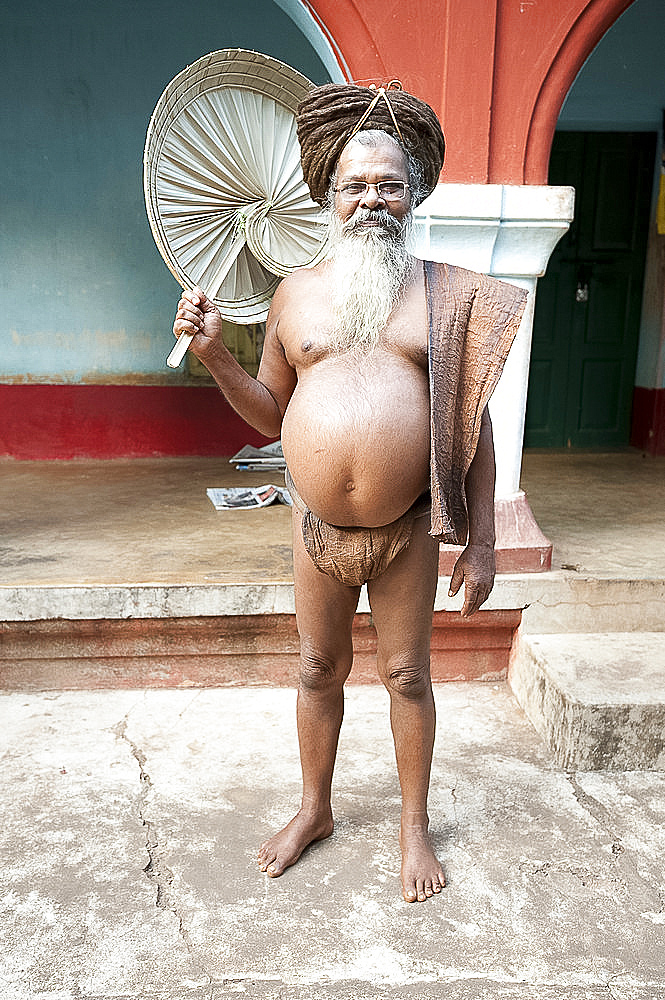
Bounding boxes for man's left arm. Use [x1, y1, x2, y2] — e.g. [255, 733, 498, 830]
[448, 407, 496, 617]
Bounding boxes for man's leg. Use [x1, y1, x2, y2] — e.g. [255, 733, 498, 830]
[366, 513, 444, 902]
[258, 505, 361, 877]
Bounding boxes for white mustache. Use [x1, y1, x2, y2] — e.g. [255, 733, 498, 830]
[342, 207, 404, 238]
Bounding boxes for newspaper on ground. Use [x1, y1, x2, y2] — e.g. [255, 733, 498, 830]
[229, 441, 286, 473]
[206, 485, 292, 510]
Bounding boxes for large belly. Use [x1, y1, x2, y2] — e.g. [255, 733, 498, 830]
[281, 356, 430, 527]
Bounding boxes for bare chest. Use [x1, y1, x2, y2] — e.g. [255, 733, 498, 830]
[280, 264, 429, 372]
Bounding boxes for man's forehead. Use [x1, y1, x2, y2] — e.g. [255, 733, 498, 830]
[336, 137, 409, 178]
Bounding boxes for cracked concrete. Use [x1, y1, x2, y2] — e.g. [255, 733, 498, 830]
[112, 713, 214, 990]
[1, 684, 664, 999]
[0, 691, 193, 998]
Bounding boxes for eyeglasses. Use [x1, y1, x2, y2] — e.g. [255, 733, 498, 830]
[334, 181, 410, 202]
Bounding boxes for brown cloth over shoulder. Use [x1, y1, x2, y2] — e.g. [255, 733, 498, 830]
[425, 260, 528, 545]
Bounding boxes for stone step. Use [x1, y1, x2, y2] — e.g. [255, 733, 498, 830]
[509, 632, 665, 770]
[3, 574, 664, 635]
[0, 610, 522, 690]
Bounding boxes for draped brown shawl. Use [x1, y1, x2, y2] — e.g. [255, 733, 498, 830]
[425, 260, 528, 545]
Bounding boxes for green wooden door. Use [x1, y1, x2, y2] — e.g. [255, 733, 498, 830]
[525, 132, 655, 448]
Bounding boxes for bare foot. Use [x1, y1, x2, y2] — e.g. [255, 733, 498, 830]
[258, 808, 334, 877]
[399, 821, 446, 902]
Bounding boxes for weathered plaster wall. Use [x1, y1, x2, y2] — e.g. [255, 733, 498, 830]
[558, 0, 664, 132]
[0, 0, 331, 383]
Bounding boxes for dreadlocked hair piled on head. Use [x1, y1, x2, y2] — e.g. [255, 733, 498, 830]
[296, 82, 445, 207]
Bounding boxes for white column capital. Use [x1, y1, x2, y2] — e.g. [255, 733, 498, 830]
[413, 183, 574, 278]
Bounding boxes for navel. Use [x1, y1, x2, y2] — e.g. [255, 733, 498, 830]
[344, 480, 356, 493]
[302, 339, 313, 352]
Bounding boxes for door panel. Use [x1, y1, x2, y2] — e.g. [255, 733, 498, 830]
[585, 272, 630, 346]
[526, 261, 577, 447]
[592, 148, 641, 250]
[578, 360, 621, 431]
[525, 132, 655, 448]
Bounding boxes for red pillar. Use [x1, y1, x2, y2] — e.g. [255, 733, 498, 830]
[309, 0, 636, 184]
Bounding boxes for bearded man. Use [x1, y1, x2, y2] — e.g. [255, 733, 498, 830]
[173, 83, 526, 903]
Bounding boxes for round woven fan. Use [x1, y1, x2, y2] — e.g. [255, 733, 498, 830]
[143, 49, 328, 367]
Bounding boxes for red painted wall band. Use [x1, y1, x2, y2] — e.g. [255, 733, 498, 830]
[631, 386, 665, 456]
[4, 384, 662, 461]
[0, 385, 274, 460]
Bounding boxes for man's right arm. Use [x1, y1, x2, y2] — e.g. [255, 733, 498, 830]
[173, 285, 296, 439]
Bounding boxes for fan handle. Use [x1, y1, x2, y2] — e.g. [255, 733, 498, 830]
[165, 232, 248, 368]
[166, 332, 194, 369]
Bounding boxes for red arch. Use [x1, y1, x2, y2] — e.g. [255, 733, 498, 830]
[306, 0, 639, 185]
[522, 0, 637, 183]
[301, 0, 388, 84]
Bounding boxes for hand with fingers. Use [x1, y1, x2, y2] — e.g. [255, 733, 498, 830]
[173, 286, 225, 366]
[448, 543, 496, 617]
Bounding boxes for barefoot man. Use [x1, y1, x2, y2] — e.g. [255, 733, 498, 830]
[173, 83, 527, 902]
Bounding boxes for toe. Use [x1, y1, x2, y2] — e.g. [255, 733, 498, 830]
[403, 884, 417, 903]
[257, 846, 275, 872]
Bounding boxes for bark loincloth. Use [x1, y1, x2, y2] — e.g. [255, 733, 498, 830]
[425, 261, 528, 545]
[286, 469, 429, 587]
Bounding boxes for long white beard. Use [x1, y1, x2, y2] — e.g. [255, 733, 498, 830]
[327, 208, 415, 353]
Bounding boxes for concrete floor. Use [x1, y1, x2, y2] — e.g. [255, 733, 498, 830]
[519, 450, 665, 580]
[1, 450, 665, 999]
[0, 456, 294, 587]
[1, 449, 664, 588]
[2, 683, 665, 999]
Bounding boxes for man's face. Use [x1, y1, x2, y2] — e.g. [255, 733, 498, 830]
[333, 138, 412, 230]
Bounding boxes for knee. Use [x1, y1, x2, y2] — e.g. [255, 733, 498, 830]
[298, 641, 350, 692]
[381, 655, 431, 699]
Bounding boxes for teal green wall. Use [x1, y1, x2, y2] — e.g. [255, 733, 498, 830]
[0, 0, 331, 382]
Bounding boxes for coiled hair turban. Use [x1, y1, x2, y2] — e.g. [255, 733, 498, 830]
[296, 82, 445, 206]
